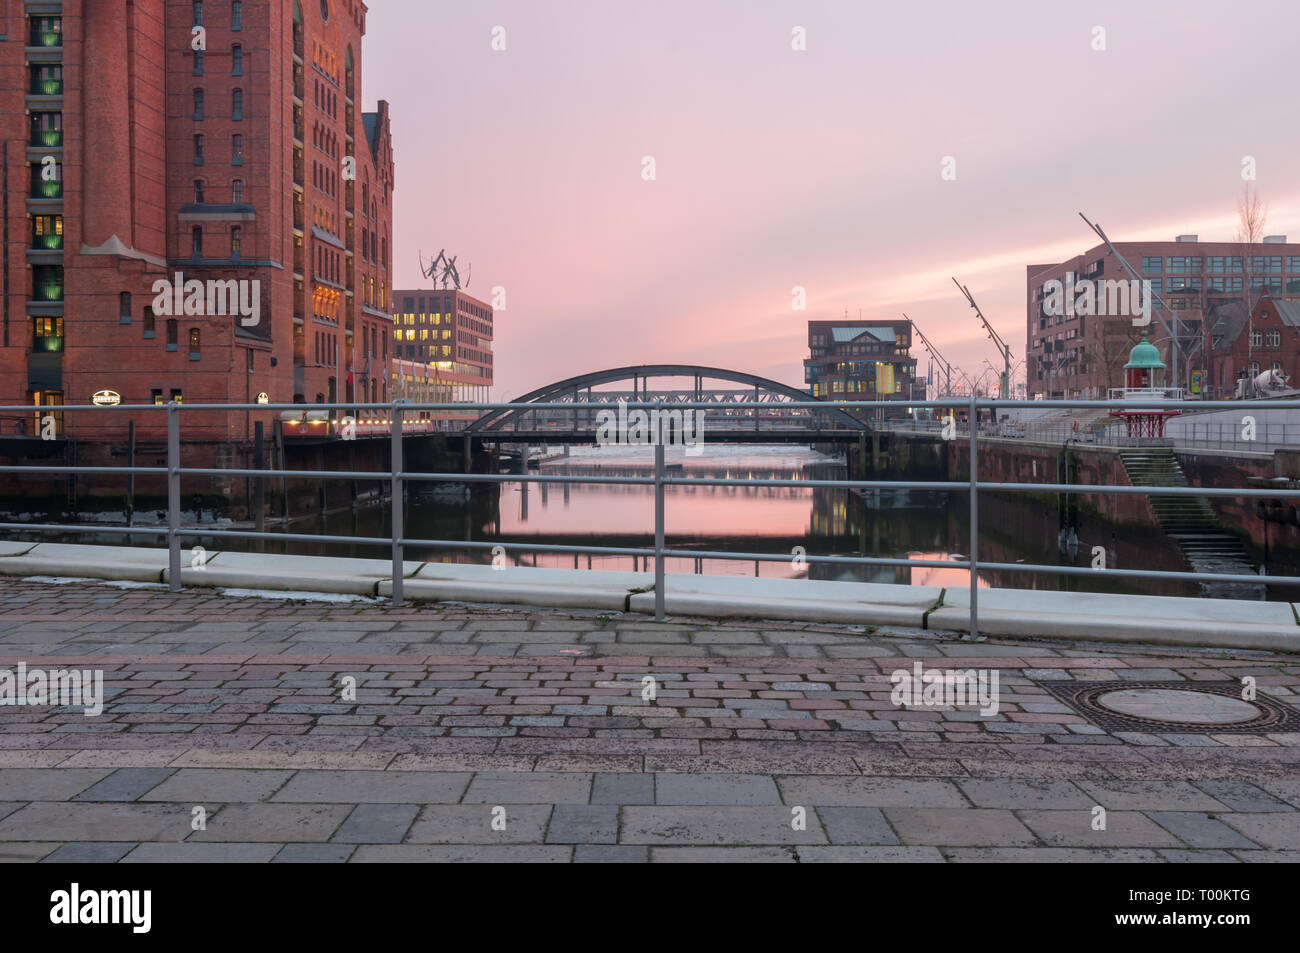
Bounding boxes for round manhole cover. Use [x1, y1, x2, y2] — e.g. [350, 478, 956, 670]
[1096, 688, 1262, 725]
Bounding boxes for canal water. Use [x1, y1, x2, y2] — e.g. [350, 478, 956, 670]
[213, 443, 1241, 599]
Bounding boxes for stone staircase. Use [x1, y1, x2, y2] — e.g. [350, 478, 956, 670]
[1118, 448, 1264, 599]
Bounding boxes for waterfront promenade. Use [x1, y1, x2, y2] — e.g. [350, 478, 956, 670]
[0, 577, 1298, 862]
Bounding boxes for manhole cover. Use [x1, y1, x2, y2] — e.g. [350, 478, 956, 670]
[1039, 681, 1300, 734]
[1095, 689, 1260, 725]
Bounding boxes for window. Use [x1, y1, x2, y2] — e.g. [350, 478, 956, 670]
[194, 133, 204, 165]
[193, 50, 204, 76]
[31, 316, 63, 352]
[231, 44, 243, 75]
[1168, 256, 1202, 274]
[119, 292, 131, 325]
[151, 389, 164, 405]
[1251, 256, 1283, 274]
[166, 319, 178, 351]
[232, 88, 243, 120]
[1288, 257, 1300, 273]
[189, 328, 201, 360]
[1252, 276, 1282, 293]
[1249, 329, 1263, 348]
[143, 307, 155, 339]
[1207, 256, 1242, 274]
[231, 226, 241, 258]
[232, 133, 243, 165]
[171, 390, 183, 404]
[231, 1, 242, 30]
[231, 178, 243, 203]
[192, 226, 203, 258]
[1266, 329, 1282, 348]
[193, 179, 205, 203]
[193, 88, 204, 120]
[193, 1, 203, 25]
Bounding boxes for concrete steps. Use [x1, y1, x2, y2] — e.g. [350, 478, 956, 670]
[1118, 448, 1263, 599]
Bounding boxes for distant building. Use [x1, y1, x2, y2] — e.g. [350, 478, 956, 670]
[390, 289, 494, 416]
[1027, 235, 1300, 399]
[803, 319, 921, 414]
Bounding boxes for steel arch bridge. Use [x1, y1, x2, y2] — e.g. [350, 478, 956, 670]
[464, 364, 871, 443]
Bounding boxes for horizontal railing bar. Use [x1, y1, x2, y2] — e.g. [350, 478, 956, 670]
[173, 529, 391, 546]
[0, 465, 168, 476]
[399, 537, 656, 558]
[0, 523, 168, 536]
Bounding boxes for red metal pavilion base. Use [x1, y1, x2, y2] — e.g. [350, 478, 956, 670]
[1109, 410, 1180, 438]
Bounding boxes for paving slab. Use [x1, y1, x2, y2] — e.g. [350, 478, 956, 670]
[272, 770, 470, 804]
[620, 807, 827, 845]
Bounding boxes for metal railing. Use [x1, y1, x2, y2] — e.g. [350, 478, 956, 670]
[3, 396, 1300, 641]
[883, 414, 1300, 453]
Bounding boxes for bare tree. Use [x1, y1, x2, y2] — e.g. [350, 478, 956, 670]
[1235, 185, 1269, 387]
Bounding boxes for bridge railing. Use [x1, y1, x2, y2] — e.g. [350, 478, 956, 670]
[2, 396, 1300, 638]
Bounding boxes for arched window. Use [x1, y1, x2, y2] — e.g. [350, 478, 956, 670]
[231, 88, 243, 120]
[143, 307, 155, 339]
[193, 88, 204, 120]
[189, 328, 201, 360]
[192, 225, 203, 258]
[119, 292, 131, 324]
[231, 178, 243, 203]
[193, 179, 205, 203]
[230, 226, 241, 259]
[231, 44, 243, 75]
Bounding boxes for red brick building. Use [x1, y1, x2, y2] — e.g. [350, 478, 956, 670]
[0, 0, 394, 442]
[1026, 236, 1300, 399]
[1219, 297, 1300, 391]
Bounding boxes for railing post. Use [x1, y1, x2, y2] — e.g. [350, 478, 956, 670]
[167, 401, 181, 592]
[967, 394, 979, 640]
[390, 402, 404, 606]
[654, 440, 665, 620]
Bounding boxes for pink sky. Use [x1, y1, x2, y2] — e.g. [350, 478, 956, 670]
[364, 0, 1300, 398]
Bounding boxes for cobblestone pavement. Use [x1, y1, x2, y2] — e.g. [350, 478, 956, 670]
[1, 577, 1299, 862]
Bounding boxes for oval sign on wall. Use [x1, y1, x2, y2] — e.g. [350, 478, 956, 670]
[92, 390, 121, 406]
[256, 392, 270, 404]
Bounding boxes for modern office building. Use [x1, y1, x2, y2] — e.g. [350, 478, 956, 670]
[390, 288, 494, 412]
[804, 318, 921, 414]
[0, 0, 394, 441]
[1026, 235, 1300, 399]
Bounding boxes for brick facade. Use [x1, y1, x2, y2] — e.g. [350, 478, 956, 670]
[0, 0, 394, 443]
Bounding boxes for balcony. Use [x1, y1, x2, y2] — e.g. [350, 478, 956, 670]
[32, 333, 63, 354]
[29, 69, 62, 96]
[32, 271, 63, 302]
[31, 219, 62, 250]
[30, 118, 62, 148]
[30, 170, 61, 200]
[29, 21, 62, 48]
